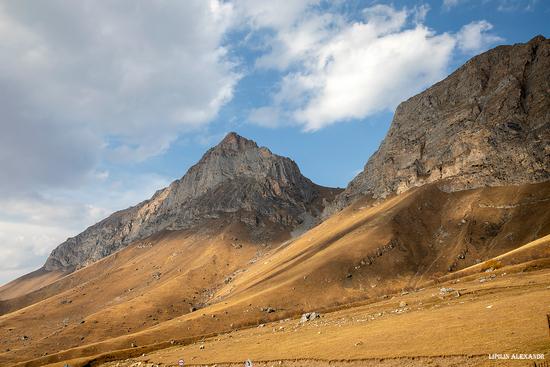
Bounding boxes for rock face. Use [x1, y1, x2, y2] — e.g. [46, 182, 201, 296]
[45, 133, 337, 271]
[328, 35, 550, 213]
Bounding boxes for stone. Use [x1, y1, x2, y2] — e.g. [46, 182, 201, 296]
[399, 301, 407, 308]
[44, 132, 340, 272]
[300, 312, 320, 323]
[326, 36, 550, 215]
[439, 287, 455, 295]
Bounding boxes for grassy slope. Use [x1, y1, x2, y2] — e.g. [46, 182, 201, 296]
[0, 182, 549, 366]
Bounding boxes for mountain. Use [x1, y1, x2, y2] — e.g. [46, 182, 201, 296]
[328, 35, 549, 213]
[44, 132, 340, 272]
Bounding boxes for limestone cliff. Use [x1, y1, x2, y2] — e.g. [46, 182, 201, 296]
[328, 35, 549, 213]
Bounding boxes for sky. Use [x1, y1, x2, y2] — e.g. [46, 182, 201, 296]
[0, 0, 548, 285]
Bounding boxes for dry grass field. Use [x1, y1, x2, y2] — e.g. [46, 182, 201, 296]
[1, 182, 549, 367]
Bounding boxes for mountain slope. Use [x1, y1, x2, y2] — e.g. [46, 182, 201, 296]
[43, 132, 339, 272]
[0, 182, 548, 366]
[328, 35, 549, 213]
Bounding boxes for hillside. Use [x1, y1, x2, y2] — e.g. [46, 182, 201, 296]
[0, 182, 548, 366]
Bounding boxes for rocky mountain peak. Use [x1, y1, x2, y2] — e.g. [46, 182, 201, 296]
[326, 35, 550, 214]
[215, 131, 258, 152]
[44, 133, 338, 272]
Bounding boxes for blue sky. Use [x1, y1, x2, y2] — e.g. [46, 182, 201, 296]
[0, 0, 548, 284]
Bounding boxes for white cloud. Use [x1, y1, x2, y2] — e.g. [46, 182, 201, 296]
[246, 4, 503, 131]
[0, 0, 240, 175]
[442, 0, 539, 12]
[232, 0, 319, 30]
[496, 0, 539, 12]
[456, 20, 504, 53]
[442, 0, 464, 10]
[247, 106, 282, 128]
[0, 172, 170, 285]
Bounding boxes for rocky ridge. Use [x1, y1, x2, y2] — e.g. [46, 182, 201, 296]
[45, 133, 337, 271]
[328, 35, 550, 214]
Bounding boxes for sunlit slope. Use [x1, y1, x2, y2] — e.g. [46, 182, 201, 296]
[1, 182, 549, 366]
[118, 269, 550, 367]
[0, 269, 64, 302]
[0, 221, 267, 365]
[213, 181, 550, 304]
[440, 233, 550, 282]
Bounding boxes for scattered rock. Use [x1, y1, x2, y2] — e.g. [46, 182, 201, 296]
[479, 274, 497, 283]
[399, 301, 407, 308]
[131, 342, 137, 348]
[20, 335, 29, 341]
[199, 344, 205, 350]
[300, 312, 321, 323]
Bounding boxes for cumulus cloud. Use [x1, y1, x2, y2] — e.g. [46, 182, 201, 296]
[442, 0, 539, 12]
[0, 172, 170, 285]
[442, 0, 464, 10]
[246, 4, 503, 131]
[0, 0, 239, 183]
[456, 20, 504, 53]
[0, 221, 69, 282]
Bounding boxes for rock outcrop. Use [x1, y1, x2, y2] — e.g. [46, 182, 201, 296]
[328, 35, 550, 214]
[45, 133, 338, 271]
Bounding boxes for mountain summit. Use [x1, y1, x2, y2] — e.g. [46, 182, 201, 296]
[45, 133, 338, 271]
[328, 35, 550, 213]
